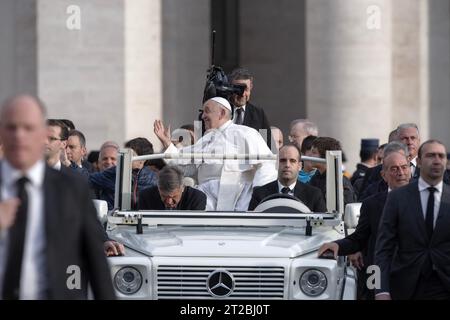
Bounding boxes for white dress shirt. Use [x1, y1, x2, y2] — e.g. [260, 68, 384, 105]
[0, 159, 47, 299]
[277, 181, 297, 195]
[410, 157, 417, 177]
[418, 177, 443, 227]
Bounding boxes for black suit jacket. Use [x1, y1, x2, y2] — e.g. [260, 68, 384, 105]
[375, 181, 450, 299]
[337, 191, 387, 267]
[248, 180, 327, 212]
[238, 102, 272, 149]
[138, 186, 206, 210]
[359, 164, 382, 197]
[0, 165, 115, 299]
[309, 170, 357, 205]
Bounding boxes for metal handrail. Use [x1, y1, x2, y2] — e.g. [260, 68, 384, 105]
[132, 153, 327, 163]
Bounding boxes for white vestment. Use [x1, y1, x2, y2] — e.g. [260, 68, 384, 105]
[164, 120, 277, 211]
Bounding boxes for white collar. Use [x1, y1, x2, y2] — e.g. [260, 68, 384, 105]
[418, 176, 443, 193]
[410, 157, 417, 167]
[1, 159, 45, 188]
[217, 120, 233, 132]
[278, 180, 297, 192]
[201, 120, 233, 140]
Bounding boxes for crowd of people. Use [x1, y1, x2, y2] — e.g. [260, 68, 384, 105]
[1, 67, 450, 300]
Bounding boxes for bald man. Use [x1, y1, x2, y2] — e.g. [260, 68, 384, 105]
[0, 94, 114, 300]
[154, 97, 277, 211]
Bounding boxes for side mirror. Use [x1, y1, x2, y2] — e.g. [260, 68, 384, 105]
[344, 203, 362, 229]
[93, 199, 109, 223]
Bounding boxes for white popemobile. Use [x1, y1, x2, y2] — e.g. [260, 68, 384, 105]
[99, 149, 357, 300]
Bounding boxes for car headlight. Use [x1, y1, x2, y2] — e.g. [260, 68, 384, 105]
[299, 269, 327, 297]
[114, 267, 143, 295]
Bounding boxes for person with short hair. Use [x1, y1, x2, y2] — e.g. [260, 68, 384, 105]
[289, 119, 318, 150]
[309, 137, 356, 205]
[65, 130, 87, 167]
[139, 166, 206, 210]
[375, 140, 450, 300]
[318, 151, 411, 300]
[98, 141, 119, 171]
[396, 123, 421, 177]
[87, 150, 100, 172]
[228, 68, 272, 148]
[45, 119, 69, 170]
[0, 94, 115, 299]
[298, 135, 317, 184]
[351, 139, 379, 185]
[359, 141, 410, 200]
[89, 139, 158, 210]
[248, 144, 326, 212]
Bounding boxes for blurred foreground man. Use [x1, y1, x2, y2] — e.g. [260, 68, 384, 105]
[0, 95, 114, 300]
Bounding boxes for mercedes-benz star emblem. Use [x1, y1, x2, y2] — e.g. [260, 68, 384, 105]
[206, 269, 235, 298]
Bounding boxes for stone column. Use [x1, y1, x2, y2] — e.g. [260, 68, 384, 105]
[37, 0, 126, 150]
[391, 0, 426, 135]
[161, 0, 210, 131]
[239, 0, 307, 130]
[427, 0, 450, 146]
[306, 0, 393, 171]
[124, 0, 163, 146]
[0, 0, 37, 100]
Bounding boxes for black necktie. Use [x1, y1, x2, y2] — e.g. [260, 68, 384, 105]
[425, 186, 436, 238]
[235, 108, 243, 125]
[2, 177, 29, 300]
[281, 187, 291, 194]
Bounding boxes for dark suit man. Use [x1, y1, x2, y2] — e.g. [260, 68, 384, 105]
[248, 143, 326, 212]
[139, 165, 206, 210]
[318, 151, 411, 299]
[139, 185, 206, 210]
[229, 68, 272, 149]
[350, 139, 379, 185]
[358, 141, 410, 200]
[45, 119, 125, 257]
[375, 140, 450, 300]
[0, 95, 114, 300]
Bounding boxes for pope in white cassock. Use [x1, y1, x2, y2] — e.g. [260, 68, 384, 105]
[154, 97, 277, 211]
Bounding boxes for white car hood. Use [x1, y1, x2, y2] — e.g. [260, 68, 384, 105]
[109, 226, 342, 258]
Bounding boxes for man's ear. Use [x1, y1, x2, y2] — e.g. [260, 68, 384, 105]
[220, 108, 227, 119]
[61, 140, 67, 150]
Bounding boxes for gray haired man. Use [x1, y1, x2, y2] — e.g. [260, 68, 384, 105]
[139, 166, 206, 210]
